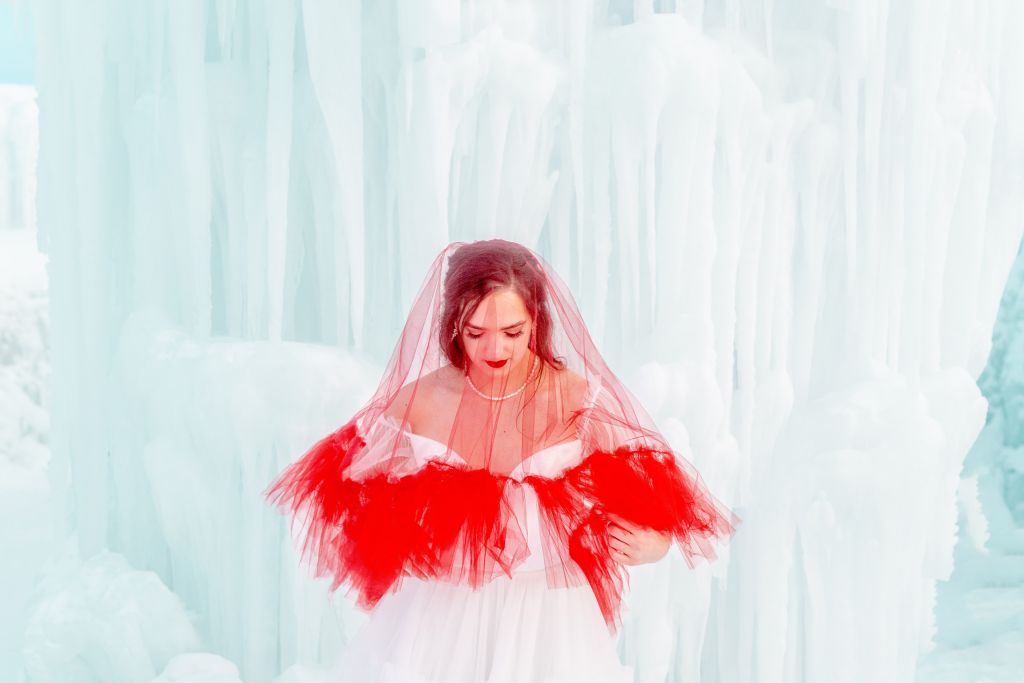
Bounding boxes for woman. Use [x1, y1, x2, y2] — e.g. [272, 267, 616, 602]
[266, 239, 739, 681]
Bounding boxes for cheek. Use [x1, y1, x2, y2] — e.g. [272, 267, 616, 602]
[461, 337, 493, 361]
[514, 331, 531, 355]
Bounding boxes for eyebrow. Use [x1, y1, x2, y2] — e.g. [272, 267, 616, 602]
[464, 320, 527, 331]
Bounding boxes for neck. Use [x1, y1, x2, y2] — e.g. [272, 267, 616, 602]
[467, 352, 537, 398]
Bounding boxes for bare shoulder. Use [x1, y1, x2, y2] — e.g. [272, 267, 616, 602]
[384, 365, 462, 421]
[550, 365, 590, 412]
[422, 364, 466, 403]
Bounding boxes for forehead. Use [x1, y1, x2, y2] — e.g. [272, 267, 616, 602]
[466, 288, 528, 325]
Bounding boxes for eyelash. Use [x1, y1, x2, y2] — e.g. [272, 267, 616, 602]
[466, 331, 523, 339]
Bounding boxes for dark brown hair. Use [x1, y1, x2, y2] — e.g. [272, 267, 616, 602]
[440, 240, 565, 372]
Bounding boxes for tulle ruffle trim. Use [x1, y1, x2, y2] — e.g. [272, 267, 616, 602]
[265, 422, 739, 633]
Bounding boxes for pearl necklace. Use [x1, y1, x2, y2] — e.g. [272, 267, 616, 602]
[465, 355, 539, 401]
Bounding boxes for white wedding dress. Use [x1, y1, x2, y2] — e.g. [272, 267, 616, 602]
[329, 430, 635, 683]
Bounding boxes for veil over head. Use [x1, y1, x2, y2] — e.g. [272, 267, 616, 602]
[265, 239, 739, 632]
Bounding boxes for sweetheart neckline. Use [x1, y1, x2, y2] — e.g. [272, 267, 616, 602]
[402, 430, 583, 478]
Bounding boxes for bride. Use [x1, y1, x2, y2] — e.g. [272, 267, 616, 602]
[266, 239, 739, 682]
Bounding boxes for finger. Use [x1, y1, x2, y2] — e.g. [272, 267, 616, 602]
[608, 522, 634, 537]
[610, 538, 636, 556]
[607, 514, 640, 533]
[608, 530, 629, 544]
[610, 540, 634, 561]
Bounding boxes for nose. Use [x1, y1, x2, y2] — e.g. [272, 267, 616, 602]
[483, 335, 511, 361]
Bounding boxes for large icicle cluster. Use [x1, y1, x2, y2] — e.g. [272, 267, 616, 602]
[23, 1, 1024, 681]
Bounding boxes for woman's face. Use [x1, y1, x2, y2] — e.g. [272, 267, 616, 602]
[460, 288, 534, 377]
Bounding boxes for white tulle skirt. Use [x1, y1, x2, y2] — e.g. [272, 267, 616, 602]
[330, 568, 634, 682]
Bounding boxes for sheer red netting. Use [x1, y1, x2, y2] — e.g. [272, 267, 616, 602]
[265, 239, 740, 633]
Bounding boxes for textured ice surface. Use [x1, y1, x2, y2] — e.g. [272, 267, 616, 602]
[4, 1, 1024, 681]
[0, 84, 36, 231]
[21, 544, 201, 683]
[915, 245, 1024, 682]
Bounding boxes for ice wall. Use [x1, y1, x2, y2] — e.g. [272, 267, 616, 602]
[27, 1, 1024, 681]
[915, 239, 1024, 682]
[0, 84, 37, 231]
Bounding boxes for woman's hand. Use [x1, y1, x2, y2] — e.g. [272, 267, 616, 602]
[607, 513, 672, 566]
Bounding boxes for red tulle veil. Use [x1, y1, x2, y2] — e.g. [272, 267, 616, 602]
[265, 239, 739, 633]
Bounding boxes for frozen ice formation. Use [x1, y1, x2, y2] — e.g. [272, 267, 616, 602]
[12, 1, 1024, 681]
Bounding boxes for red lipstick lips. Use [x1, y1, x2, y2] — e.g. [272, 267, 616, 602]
[485, 359, 508, 369]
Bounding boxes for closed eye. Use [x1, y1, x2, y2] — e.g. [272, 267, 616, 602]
[466, 331, 524, 339]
